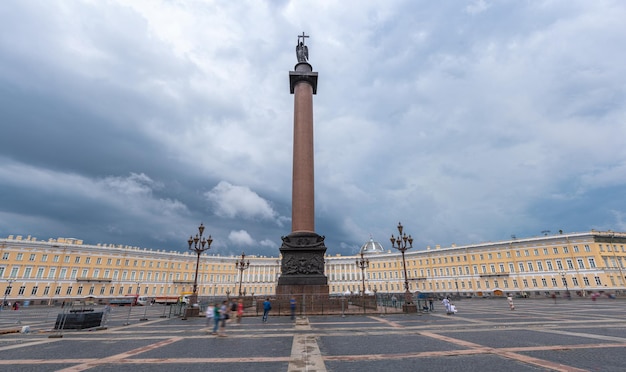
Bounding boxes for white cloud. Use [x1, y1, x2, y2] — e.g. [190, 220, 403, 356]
[228, 229, 255, 246]
[205, 181, 280, 221]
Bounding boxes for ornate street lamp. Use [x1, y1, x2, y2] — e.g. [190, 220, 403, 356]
[356, 252, 369, 313]
[390, 222, 416, 312]
[235, 252, 250, 297]
[187, 223, 212, 308]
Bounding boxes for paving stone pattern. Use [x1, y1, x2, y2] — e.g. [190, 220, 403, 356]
[0, 298, 625, 371]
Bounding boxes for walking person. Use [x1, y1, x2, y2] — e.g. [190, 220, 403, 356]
[442, 297, 452, 314]
[428, 297, 434, 311]
[205, 303, 215, 329]
[262, 298, 272, 323]
[507, 294, 515, 310]
[236, 298, 244, 325]
[218, 301, 229, 337]
[290, 297, 297, 320]
[102, 303, 112, 326]
[211, 302, 220, 335]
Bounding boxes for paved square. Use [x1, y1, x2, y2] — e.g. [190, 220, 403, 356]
[1, 298, 625, 371]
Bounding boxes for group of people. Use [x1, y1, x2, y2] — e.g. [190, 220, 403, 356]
[205, 296, 297, 336]
[442, 297, 457, 314]
[206, 298, 244, 337]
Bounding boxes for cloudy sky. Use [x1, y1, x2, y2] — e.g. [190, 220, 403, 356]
[1, 0, 625, 257]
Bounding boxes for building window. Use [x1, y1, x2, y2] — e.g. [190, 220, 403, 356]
[85, 257, 91, 264]
[572, 277, 579, 286]
[551, 278, 557, 286]
[522, 279, 528, 287]
[577, 259, 585, 269]
[41, 254, 48, 262]
[66, 286, 73, 295]
[43, 286, 50, 295]
[16, 253, 23, 261]
[77, 286, 83, 295]
[64, 256, 70, 263]
[55, 287, 61, 295]
[563, 246, 569, 254]
[2, 252, 9, 260]
[29, 254, 36, 261]
[532, 279, 538, 287]
[518, 263, 524, 272]
[537, 261, 544, 271]
[556, 260, 563, 270]
[527, 262, 534, 272]
[588, 258, 596, 268]
[553, 247, 559, 254]
[584, 245, 591, 252]
[18, 286, 26, 295]
[541, 278, 547, 287]
[96, 258, 102, 264]
[594, 276, 602, 285]
[583, 277, 590, 286]
[573, 245, 579, 253]
[53, 255, 59, 263]
[74, 256, 80, 264]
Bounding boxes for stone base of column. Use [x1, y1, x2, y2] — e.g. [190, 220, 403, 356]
[277, 231, 328, 296]
[275, 284, 329, 296]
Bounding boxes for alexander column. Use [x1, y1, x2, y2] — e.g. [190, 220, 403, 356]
[276, 33, 329, 296]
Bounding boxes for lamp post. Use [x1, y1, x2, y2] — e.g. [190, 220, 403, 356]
[187, 223, 213, 308]
[390, 222, 416, 312]
[559, 271, 570, 300]
[235, 252, 250, 297]
[124, 281, 140, 326]
[356, 252, 369, 314]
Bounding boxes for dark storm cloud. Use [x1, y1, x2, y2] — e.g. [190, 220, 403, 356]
[1, 0, 626, 256]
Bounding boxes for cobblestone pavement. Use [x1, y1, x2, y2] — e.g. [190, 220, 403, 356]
[1, 298, 625, 371]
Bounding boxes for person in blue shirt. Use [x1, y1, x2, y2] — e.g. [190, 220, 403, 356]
[290, 297, 296, 320]
[262, 298, 272, 323]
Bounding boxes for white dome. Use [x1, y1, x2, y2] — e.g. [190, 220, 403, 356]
[360, 238, 385, 254]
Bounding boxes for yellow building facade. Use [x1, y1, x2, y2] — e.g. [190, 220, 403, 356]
[1, 230, 624, 305]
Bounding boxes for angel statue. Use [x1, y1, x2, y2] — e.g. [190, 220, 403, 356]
[296, 40, 308, 62]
